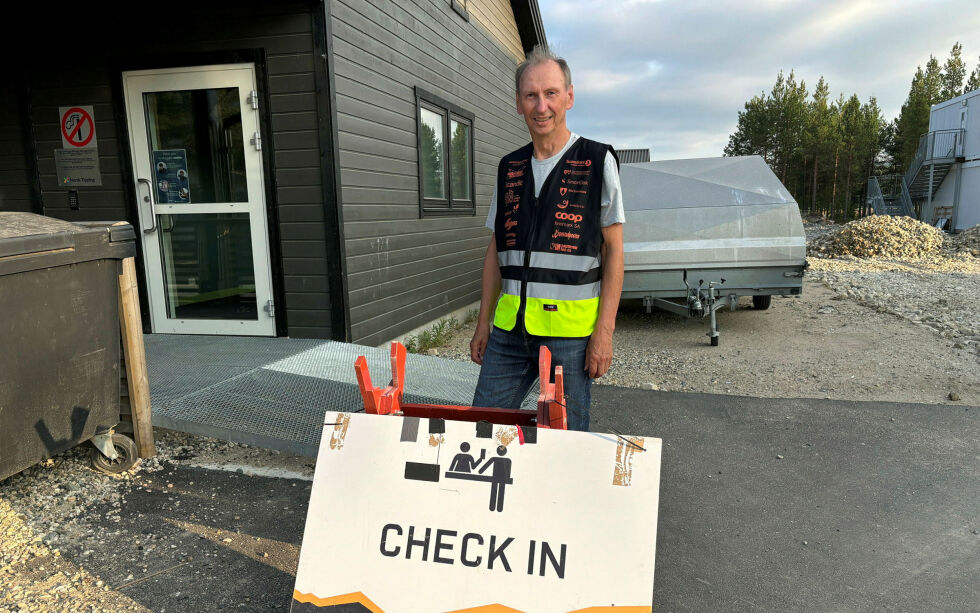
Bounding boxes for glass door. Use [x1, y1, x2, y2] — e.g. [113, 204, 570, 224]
[123, 64, 275, 335]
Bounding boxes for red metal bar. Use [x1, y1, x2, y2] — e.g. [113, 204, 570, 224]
[354, 342, 567, 429]
[399, 403, 537, 426]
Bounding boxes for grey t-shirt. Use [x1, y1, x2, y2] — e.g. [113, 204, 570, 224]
[485, 133, 625, 230]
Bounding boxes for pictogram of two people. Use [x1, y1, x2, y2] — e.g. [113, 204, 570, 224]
[447, 442, 513, 512]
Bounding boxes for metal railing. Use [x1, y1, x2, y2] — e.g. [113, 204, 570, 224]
[866, 176, 885, 214]
[904, 128, 965, 187]
[898, 175, 916, 217]
[868, 175, 915, 217]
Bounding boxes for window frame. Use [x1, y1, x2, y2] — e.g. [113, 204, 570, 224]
[415, 87, 476, 217]
[451, 0, 469, 21]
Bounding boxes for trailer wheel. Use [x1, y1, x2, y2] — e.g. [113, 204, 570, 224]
[90, 434, 139, 474]
[752, 295, 772, 310]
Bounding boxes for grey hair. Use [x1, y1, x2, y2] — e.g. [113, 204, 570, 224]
[515, 45, 572, 94]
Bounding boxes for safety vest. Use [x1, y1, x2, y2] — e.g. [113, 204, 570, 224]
[492, 137, 617, 337]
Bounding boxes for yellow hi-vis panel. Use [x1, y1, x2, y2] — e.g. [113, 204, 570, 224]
[525, 297, 599, 337]
[493, 293, 520, 331]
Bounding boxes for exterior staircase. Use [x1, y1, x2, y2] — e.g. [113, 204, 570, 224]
[868, 128, 964, 219]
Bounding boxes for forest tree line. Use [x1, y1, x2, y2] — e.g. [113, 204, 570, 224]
[725, 43, 980, 221]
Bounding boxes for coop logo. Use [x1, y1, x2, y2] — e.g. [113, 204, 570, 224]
[555, 212, 582, 222]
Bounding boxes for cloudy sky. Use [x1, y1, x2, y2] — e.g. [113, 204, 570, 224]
[539, 0, 980, 160]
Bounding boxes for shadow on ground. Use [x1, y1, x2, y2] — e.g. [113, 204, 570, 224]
[27, 387, 980, 612]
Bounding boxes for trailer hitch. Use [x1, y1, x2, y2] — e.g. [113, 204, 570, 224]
[642, 271, 736, 346]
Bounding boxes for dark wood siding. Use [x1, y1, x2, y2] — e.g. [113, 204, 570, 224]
[16, 2, 336, 339]
[0, 83, 36, 213]
[332, 0, 528, 345]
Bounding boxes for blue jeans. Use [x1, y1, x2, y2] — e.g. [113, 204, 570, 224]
[473, 327, 592, 431]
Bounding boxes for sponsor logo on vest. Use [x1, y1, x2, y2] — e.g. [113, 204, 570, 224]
[559, 187, 567, 196]
[555, 212, 583, 222]
[504, 192, 520, 205]
[552, 230, 580, 240]
[556, 199, 569, 209]
[563, 170, 589, 176]
[551, 243, 578, 253]
[507, 239, 517, 247]
[505, 181, 523, 188]
[543, 304, 558, 311]
[567, 159, 592, 167]
[565, 179, 588, 186]
[504, 218, 517, 231]
[508, 159, 527, 166]
[555, 220, 581, 229]
[507, 169, 524, 179]
[566, 188, 587, 195]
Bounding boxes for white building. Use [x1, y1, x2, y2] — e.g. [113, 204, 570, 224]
[917, 88, 980, 230]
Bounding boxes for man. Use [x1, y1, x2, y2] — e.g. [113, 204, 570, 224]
[470, 46, 624, 431]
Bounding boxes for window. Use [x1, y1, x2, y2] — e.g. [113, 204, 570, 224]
[451, 0, 469, 21]
[416, 87, 475, 216]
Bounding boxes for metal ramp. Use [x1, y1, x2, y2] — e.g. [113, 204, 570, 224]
[145, 335, 533, 456]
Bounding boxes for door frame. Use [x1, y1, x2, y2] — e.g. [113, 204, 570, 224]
[121, 62, 277, 336]
[112, 50, 288, 337]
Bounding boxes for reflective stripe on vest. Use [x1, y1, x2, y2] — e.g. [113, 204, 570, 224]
[497, 250, 600, 273]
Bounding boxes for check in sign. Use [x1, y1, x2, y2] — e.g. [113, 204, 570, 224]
[292, 412, 662, 612]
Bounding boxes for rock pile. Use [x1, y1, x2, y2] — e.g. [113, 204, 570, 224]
[808, 215, 945, 259]
[945, 224, 980, 256]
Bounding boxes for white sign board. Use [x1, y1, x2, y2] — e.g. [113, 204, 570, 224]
[59, 106, 98, 149]
[292, 412, 661, 612]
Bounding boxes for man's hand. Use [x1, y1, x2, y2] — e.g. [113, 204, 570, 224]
[585, 326, 613, 378]
[470, 322, 491, 364]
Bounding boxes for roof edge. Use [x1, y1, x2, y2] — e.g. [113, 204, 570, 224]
[510, 0, 547, 55]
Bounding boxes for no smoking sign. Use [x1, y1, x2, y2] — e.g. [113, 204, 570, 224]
[60, 106, 97, 149]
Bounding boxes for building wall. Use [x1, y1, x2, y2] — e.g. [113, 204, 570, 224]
[956, 162, 980, 229]
[930, 89, 979, 161]
[331, 0, 529, 345]
[8, 3, 337, 339]
[0, 85, 34, 213]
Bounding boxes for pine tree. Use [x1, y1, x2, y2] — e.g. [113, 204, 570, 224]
[804, 77, 835, 213]
[966, 55, 980, 93]
[940, 42, 966, 100]
[724, 94, 770, 161]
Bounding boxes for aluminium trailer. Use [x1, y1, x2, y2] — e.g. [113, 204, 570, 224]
[618, 155, 806, 345]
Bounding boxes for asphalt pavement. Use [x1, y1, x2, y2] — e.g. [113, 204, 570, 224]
[40, 387, 979, 612]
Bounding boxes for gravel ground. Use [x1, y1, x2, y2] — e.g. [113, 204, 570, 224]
[2, 219, 978, 611]
[1, 433, 311, 612]
[438, 221, 980, 403]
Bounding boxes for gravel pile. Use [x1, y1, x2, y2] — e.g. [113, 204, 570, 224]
[808, 215, 945, 259]
[946, 224, 980, 256]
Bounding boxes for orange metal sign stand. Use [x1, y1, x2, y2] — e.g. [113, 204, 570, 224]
[354, 342, 568, 430]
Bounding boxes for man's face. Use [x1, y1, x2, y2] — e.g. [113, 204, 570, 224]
[517, 60, 574, 139]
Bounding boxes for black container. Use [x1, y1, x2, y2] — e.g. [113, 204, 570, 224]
[0, 212, 136, 481]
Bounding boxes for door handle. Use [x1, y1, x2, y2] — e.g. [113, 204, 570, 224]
[136, 178, 157, 234]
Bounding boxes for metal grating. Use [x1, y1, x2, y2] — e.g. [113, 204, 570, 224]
[146, 335, 534, 456]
